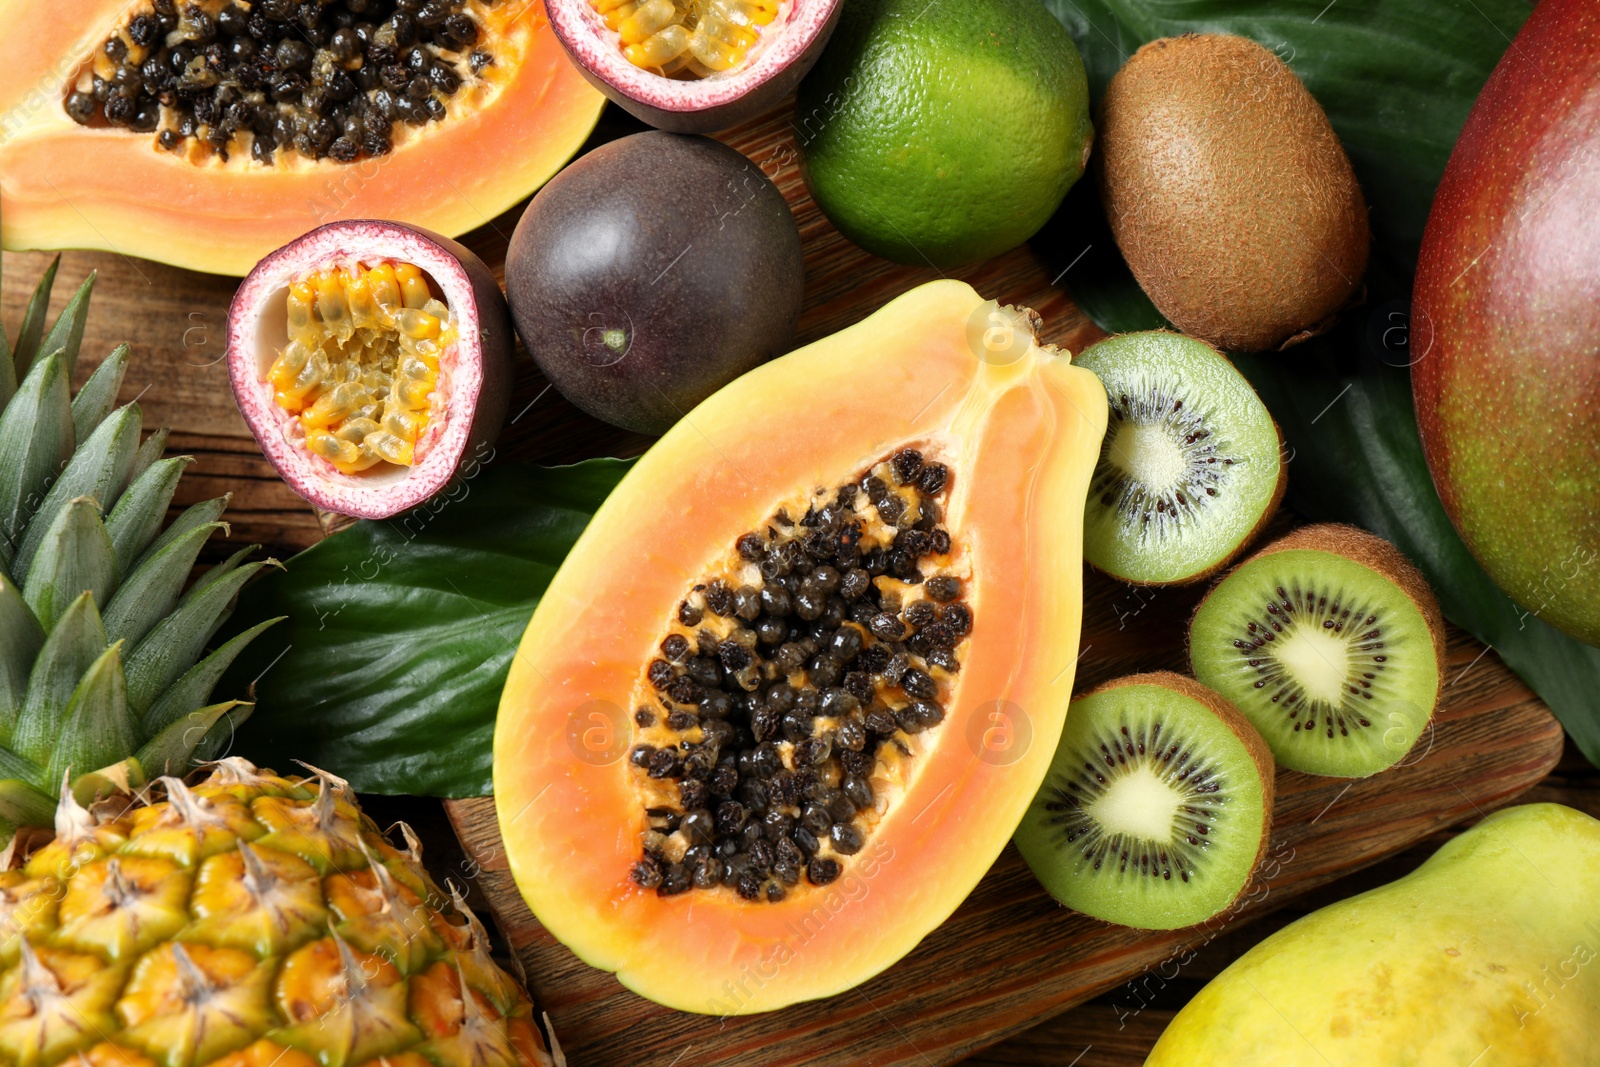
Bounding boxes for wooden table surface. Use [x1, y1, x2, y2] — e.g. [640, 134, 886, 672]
[4, 100, 1595, 1065]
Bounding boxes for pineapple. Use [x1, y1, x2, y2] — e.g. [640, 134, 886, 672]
[0, 758, 556, 1067]
[0, 253, 278, 846]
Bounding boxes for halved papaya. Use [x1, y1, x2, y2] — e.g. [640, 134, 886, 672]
[494, 280, 1109, 1013]
[0, 0, 603, 275]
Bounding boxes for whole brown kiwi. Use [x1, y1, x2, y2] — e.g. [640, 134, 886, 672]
[1098, 34, 1369, 352]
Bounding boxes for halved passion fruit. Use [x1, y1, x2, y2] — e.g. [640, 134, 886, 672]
[0, 0, 603, 274]
[227, 219, 514, 519]
[548, 0, 841, 132]
[494, 280, 1109, 1012]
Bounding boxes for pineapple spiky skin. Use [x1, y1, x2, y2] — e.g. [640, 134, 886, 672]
[0, 760, 554, 1067]
[0, 251, 278, 843]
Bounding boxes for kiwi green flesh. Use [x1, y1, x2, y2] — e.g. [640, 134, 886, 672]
[1190, 548, 1439, 778]
[1015, 681, 1269, 930]
[1076, 333, 1281, 585]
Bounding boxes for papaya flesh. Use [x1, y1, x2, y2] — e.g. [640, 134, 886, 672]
[494, 280, 1108, 1013]
[0, 0, 604, 276]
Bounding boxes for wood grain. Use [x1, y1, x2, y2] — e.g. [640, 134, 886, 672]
[0, 96, 1571, 1065]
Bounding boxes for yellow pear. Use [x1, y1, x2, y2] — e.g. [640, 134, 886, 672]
[1147, 804, 1600, 1066]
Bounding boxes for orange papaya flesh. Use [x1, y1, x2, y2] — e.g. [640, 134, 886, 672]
[0, 0, 603, 276]
[494, 280, 1109, 1013]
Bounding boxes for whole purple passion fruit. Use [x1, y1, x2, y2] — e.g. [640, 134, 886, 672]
[505, 132, 804, 435]
[227, 220, 515, 520]
[548, 0, 842, 133]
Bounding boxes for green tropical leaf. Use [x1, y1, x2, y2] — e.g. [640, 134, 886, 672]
[1039, 0, 1600, 764]
[220, 459, 633, 797]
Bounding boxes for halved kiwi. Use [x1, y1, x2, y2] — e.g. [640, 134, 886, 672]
[1189, 524, 1445, 778]
[1015, 671, 1274, 930]
[1075, 332, 1284, 586]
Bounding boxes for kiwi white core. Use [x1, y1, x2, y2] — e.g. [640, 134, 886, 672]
[1108, 421, 1189, 492]
[1273, 627, 1351, 704]
[1090, 765, 1182, 841]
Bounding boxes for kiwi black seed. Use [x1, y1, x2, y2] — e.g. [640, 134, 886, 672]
[628, 448, 970, 903]
[1075, 331, 1285, 586]
[1098, 33, 1369, 353]
[1189, 524, 1444, 778]
[1014, 671, 1274, 930]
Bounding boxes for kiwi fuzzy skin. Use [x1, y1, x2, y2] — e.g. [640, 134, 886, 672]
[1097, 34, 1370, 353]
[1077, 670, 1277, 895]
[1189, 524, 1447, 768]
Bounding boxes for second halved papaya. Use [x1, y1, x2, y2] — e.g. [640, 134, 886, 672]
[0, 0, 602, 275]
[494, 280, 1108, 1013]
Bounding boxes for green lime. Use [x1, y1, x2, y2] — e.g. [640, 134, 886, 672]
[795, 0, 1093, 267]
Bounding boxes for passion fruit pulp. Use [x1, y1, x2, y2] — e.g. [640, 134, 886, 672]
[227, 219, 515, 519]
[548, 0, 842, 132]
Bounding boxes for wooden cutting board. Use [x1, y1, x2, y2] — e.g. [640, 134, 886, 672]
[445, 572, 1561, 1066]
[0, 97, 1565, 1066]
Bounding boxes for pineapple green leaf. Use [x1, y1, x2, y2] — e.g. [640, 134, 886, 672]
[38, 270, 96, 379]
[141, 616, 283, 736]
[21, 497, 118, 633]
[102, 522, 225, 650]
[0, 327, 13, 413]
[0, 351, 74, 570]
[12, 404, 141, 580]
[22, 498, 117, 632]
[13, 591, 106, 759]
[135, 700, 244, 780]
[130, 495, 229, 576]
[106, 456, 193, 570]
[71, 343, 130, 445]
[0, 574, 44, 730]
[125, 559, 278, 715]
[46, 639, 138, 790]
[0, 748, 46, 791]
[186, 544, 257, 601]
[0, 780, 55, 829]
[193, 701, 255, 764]
[11, 254, 58, 381]
[127, 426, 170, 487]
